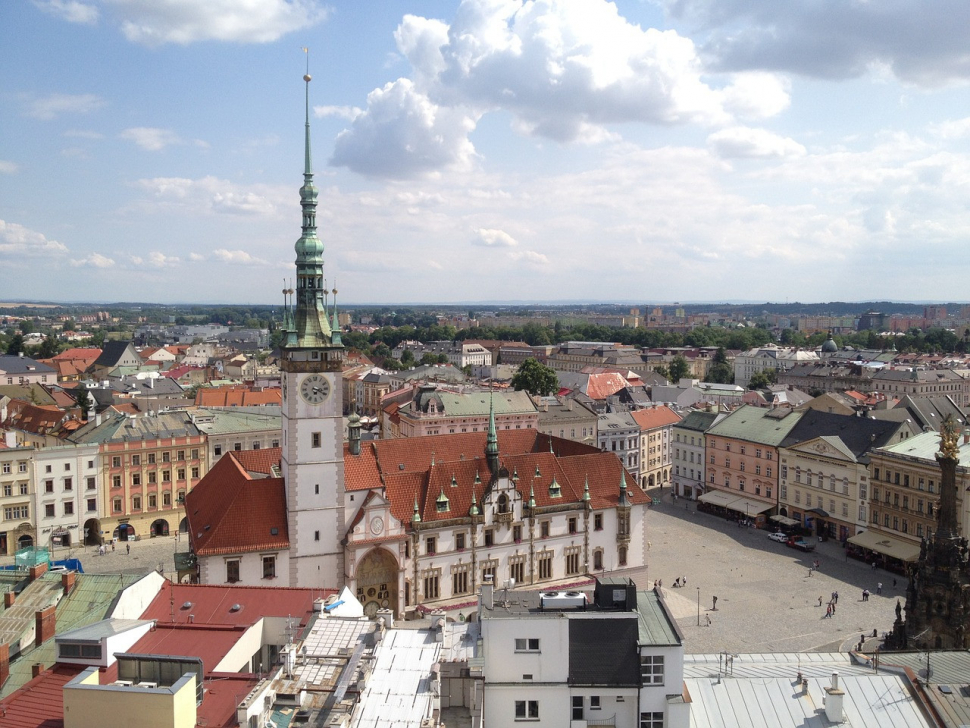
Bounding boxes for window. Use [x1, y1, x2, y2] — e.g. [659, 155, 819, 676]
[191, 467, 199, 479]
[538, 553, 552, 579]
[112, 498, 121, 513]
[87, 498, 96, 512]
[423, 571, 440, 599]
[214, 445, 222, 456]
[177, 468, 185, 480]
[515, 638, 540, 652]
[132, 496, 141, 510]
[594, 513, 603, 531]
[148, 494, 157, 508]
[148, 453, 156, 464]
[45, 504, 55, 518]
[162, 470, 171, 482]
[618, 545, 627, 566]
[766, 467, 772, 478]
[540, 521, 550, 538]
[131, 455, 140, 466]
[510, 557, 525, 584]
[19, 483, 27, 496]
[456, 532, 466, 551]
[515, 700, 539, 721]
[568, 517, 577, 534]
[226, 560, 240, 583]
[64, 501, 74, 516]
[565, 548, 581, 575]
[112, 456, 121, 468]
[131, 473, 141, 487]
[572, 696, 584, 720]
[640, 712, 664, 728]
[513, 524, 522, 542]
[590, 696, 600, 710]
[162, 452, 170, 463]
[3, 484, 11, 497]
[311, 433, 322, 448]
[191, 448, 199, 459]
[0, 463, 8, 475]
[452, 566, 469, 595]
[426, 536, 436, 555]
[262, 555, 276, 579]
[45, 480, 54, 494]
[593, 549, 604, 570]
[641, 655, 665, 685]
[177, 450, 185, 461]
[148, 472, 156, 484]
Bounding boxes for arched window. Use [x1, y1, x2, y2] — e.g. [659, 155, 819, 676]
[498, 493, 509, 513]
[618, 546, 627, 567]
[593, 550, 603, 570]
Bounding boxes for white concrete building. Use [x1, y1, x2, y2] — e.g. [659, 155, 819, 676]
[32, 442, 102, 551]
[734, 345, 819, 387]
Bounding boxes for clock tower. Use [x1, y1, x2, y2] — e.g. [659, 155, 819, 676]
[278, 68, 346, 589]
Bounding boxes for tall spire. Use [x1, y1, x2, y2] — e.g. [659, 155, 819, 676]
[486, 389, 499, 475]
[288, 54, 334, 349]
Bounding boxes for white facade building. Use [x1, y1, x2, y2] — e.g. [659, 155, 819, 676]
[32, 443, 101, 551]
[734, 345, 819, 387]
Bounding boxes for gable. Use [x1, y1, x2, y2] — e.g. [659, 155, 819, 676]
[786, 436, 857, 463]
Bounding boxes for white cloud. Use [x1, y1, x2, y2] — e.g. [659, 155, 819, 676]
[330, 78, 478, 178]
[105, 0, 328, 46]
[332, 0, 791, 178]
[315, 105, 363, 121]
[707, 127, 806, 159]
[120, 127, 182, 151]
[63, 129, 104, 139]
[33, 0, 98, 24]
[129, 251, 181, 267]
[70, 252, 115, 268]
[473, 228, 518, 247]
[188, 252, 205, 262]
[929, 117, 970, 140]
[25, 93, 104, 120]
[0, 220, 69, 257]
[509, 250, 550, 265]
[212, 249, 269, 266]
[135, 176, 282, 216]
[0, 161, 19, 174]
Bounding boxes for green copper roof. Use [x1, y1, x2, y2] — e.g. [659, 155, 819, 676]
[706, 405, 804, 446]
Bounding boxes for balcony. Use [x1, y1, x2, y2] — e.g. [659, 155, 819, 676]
[494, 511, 514, 524]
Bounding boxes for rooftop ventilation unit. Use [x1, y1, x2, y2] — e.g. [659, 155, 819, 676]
[539, 591, 587, 610]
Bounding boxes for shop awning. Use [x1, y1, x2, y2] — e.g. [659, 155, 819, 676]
[770, 515, 799, 526]
[723, 496, 773, 515]
[697, 490, 737, 508]
[808, 507, 830, 518]
[847, 530, 920, 562]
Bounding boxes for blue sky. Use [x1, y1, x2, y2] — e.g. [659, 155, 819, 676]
[3, 0, 970, 305]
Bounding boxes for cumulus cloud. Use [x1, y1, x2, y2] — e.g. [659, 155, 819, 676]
[0, 220, 69, 257]
[707, 127, 806, 159]
[188, 252, 205, 262]
[666, 0, 970, 86]
[473, 228, 518, 247]
[104, 0, 328, 46]
[331, 79, 478, 178]
[331, 0, 790, 178]
[0, 161, 19, 174]
[25, 93, 104, 120]
[212, 249, 269, 266]
[129, 251, 181, 267]
[70, 252, 115, 268]
[929, 117, 970, 140]
[315, 105, 363, 121]
[120, 127, 182, 151]
[509, 250, 550, 265]
[33, 0, 98, 24]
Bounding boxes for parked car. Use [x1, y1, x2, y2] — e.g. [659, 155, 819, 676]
[768, 532, 788, 543]
[787, 537, 816, 552]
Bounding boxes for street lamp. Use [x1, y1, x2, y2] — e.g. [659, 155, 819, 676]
[696, 587, 700, 626]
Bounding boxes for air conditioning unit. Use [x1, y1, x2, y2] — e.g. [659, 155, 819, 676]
[137, 681, 158, 689]
[114, 680, 134, 687]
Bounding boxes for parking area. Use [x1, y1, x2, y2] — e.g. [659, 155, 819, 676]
[619, 492, 906, 654]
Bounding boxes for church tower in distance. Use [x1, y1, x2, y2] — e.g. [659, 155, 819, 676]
[278, 68, 346, 589]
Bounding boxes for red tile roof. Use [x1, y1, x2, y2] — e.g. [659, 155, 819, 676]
[584, 372, 630, 400]
[233, 447, 281, 476]
[630, 405, 682, 431]
[142, 581, 324, 628]
[2, 400, 72, 436]
[127, 623, 244, 674]
[196, 386, 282, 407]
[52, 347, 101, 362]
[186, 453, 288, 556]
[0, 663, 82, 728]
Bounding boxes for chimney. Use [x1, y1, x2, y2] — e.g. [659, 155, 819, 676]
[35, 605, 56, 648]
[3, 592, 14, 608]
[0, 643, 8, 688]
[31, 663, 43, 679]
[482, 582, 494, 610]
[61, 572, 76, 597]
[824, 671, 844, 723]
[4, 432, 15, 449]
[29, 562, 48, 582]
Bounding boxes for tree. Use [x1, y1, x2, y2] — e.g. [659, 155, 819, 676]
[748, 369, 778, 390]
[667, 355, 690, 383]
[62, 319, 76, 332]
[6, 333, 24, 355]
[400, 349, 416, 367]
[704, 347, 734, 384]
[38, 334, 59, 359]
[510, 358, 558, 397]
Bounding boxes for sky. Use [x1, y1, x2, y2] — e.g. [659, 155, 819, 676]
[4, 1, 970, 306]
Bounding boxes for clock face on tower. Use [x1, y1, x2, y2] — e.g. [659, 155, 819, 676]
[299, 373, 331, 405]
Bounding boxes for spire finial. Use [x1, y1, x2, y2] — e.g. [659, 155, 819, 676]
[302, 47, 312, 176]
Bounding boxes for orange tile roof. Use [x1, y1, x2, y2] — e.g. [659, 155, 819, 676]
[195, 386, 282, 407]
[142, 581, 326, 627]
[585, 372, 630, 400]
[630, 405, 681, 431]
[186, 453, 288, 556]
[0, 663, 81, 728]
[233, 447, 281, 476]
[52, 347, 101, 362]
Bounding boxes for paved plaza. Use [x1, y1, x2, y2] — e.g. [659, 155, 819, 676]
[6, 492, 908, 657]
[621, 491, 907, 654]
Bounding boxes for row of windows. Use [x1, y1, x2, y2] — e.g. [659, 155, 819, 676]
[112, 490, 184, 513]
[43, 500, 98, 516]
[110, 449, 199, 468]
[225, 555, 276, 582]
[871, 510, 931, 537]
[425, 515, 603, 555]
[214, 440, 278, 456]
[3, 460, 96, 475]
[112, 468, 197, 487]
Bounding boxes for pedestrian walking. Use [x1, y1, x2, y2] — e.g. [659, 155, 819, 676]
[126, 542, 130, 555]
[705, 614, 712, 627]
[809, 566, 814, 577]
[831, 601, 836, 614]
[111, 541, 115, 552]
[712, 595, 718, 610]
[833, 591, 839, 604]
[818, 596, 823, 607]
[876, 582, 882, 595]
[872, 561, 877, 570]
[862, 589, 869, 601]
[826, 604, 832, 618]
[892, 578, 897, 588]
[682, 576, 687, 587]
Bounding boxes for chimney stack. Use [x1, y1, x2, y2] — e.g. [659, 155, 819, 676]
[28, 562, 47, 582]
[0, 643, 9, 688]
[61, 571, 76, 597]
[31, 663, 43, 679]
[35, 605, 56, 648]
[824, 671, 844, 723]
[3, 592, 14, 608]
